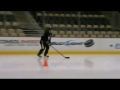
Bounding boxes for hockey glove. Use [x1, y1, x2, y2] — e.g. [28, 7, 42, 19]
[46, 41, 51, 46]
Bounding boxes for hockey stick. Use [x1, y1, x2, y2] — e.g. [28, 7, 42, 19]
[50, 45, 70, 59]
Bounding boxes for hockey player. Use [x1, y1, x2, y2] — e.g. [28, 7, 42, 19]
[37, 28, 52, 57]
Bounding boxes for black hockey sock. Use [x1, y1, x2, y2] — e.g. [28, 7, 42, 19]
[44, 49, 49, 56]
[38, 49, 44, 55]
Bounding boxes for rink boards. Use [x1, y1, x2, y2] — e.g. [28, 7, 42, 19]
[0, 37, 120, 54]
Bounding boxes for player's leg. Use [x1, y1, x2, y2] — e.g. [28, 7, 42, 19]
[37, 41, 45, 57]
[44, 43, 49, 57]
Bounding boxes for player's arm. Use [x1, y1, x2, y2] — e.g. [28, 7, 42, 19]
[48, 33, 52, 43]
[46, 32, 52, 46]
[44, 32, 51, 45]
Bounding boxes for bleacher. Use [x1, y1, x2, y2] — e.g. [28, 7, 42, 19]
[0, 11, 26, 37]
[0, 11, 119, 38]
[31, 11, 120, 38]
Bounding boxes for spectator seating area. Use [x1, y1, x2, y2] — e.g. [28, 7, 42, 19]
[31, 11, 120, 38]
[0, 11, 26, 37]
[0, 11, 120, 38]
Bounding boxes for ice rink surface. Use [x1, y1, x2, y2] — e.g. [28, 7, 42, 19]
[0, 54, 120, 79]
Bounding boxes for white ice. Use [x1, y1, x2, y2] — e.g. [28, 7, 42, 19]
[0, 54, 120, 78]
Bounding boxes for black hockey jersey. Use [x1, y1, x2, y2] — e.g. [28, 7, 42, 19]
[40, 31, 52, 43]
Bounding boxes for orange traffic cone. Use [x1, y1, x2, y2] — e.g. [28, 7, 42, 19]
[43, 59, 48, 67]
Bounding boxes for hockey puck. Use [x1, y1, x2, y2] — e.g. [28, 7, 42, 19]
[84, 39, 94, 47]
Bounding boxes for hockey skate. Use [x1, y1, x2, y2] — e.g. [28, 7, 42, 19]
[37, 54, 42, 58]
[44, 55, 49, 58]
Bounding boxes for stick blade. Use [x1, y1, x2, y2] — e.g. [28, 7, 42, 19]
[65, 57, 70, 59]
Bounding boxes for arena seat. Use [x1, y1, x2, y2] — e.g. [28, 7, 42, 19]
[0, 11, 26, 37]
[3, 11, 118, 38]
[12, 11, 120, 38]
